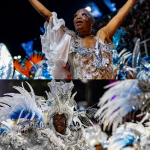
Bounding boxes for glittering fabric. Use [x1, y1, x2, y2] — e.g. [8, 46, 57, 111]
[137, 56, 150, 79]
[68, 36, 116, 79]
[41, 13, 116, 79]
[0, 43, 14, 79]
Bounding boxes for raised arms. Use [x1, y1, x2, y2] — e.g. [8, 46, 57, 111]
[102, 0, 136, 39]
[29, 0, 52, 22]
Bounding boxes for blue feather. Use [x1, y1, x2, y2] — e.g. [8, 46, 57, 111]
[0, 127, 10, 135]
[10, 107, 44, 122]
[110, 133, 136, 149]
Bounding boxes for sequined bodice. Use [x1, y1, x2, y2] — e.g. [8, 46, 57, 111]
[55, 128, 87, 150]
[68, 36, 116, 79]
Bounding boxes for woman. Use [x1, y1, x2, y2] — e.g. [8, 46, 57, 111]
[29, 0, 136, 79]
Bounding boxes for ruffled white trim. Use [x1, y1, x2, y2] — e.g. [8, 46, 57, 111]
[41, 12, 71, 79]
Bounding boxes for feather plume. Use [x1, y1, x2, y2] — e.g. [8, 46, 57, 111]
[95, 80, 145, 131]
[0, 82, 44, 123]
[23, 51, 45, 70]
[108, 122, 145, 150]
[13, 59, 30, 77]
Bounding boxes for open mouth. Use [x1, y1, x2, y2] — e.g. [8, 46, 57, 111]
[76, 20, 83, 26]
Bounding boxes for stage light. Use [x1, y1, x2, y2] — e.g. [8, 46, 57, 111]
[85, 2, 102, 18]
[18, 55, 21, 59]
[14, 56, 17, 59]
[103, 0, 116, 12]
[85, 6, 91, 12]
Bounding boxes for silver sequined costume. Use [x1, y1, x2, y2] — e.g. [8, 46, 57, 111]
[41, 12, 116, 79]
[0, 81, 90, 150]
[68, 35, 115, 79]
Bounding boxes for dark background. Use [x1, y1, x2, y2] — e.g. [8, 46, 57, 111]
[0, 80, 111, 107]
[0, 0, 126, 58]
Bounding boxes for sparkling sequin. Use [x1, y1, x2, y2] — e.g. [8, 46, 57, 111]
[68, 35, 115, 79]
[0, 43, 14, 79]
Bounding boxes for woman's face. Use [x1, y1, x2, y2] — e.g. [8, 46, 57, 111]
[53, 114, 66, 135]
[73, 9, 94, 35]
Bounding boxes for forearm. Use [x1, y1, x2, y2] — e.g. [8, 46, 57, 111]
[117, 0, 135, 19]
[105, 0, 136, 38]
[29, 0, 52, 21]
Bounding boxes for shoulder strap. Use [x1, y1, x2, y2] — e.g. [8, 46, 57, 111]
[95, 30, 103, 48]
[96, 27, 112, 44]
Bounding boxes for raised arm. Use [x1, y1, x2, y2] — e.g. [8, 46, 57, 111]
[104, 0, 136, 39]
[29, 0, 52, 22]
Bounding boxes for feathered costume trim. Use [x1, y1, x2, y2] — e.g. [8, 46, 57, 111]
[23, 51, 45, 70]
[0, 82, 44, 124]
[108, 122, 146, 150]
[95, 80, 150, 131]
[13, 51, 46, 78]
[13, 59, 30, 77]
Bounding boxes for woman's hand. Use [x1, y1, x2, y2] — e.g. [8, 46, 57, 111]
[29, 0, 52, 22]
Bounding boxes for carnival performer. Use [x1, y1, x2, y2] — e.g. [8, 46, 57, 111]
[95, 80, 150, 130]
[0, 80, 97, 150]
[28, 0, 137, 79]
[94, 80, 150, 150]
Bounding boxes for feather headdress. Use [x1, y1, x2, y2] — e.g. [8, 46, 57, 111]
[0, 82, 44, 124]
[45, 80, 77, 134]
[95, 80, 150, 131]
[46, 80, 95, 130]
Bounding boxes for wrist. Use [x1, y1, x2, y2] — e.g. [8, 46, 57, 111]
[132, 0, 136, 3]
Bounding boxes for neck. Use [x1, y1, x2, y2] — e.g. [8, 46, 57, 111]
[78, 33, 92, 38]
[62, 130, 66, 135]
[58, 129, 66, 135]
[77, 30, 92, 37]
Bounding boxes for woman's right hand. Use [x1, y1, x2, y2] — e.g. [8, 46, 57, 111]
[29, 0, 52, 22]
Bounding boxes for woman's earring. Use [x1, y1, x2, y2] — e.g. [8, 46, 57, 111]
[75, 29, 78, 35]
[91, 25, 93, 32]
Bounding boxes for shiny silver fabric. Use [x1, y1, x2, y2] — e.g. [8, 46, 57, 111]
[68, 36, 116, 79]
[0, 43, 14, 79]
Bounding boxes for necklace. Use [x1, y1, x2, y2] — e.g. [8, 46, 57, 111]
[79, 34, 92, 38]
[74, 34, 96, 48]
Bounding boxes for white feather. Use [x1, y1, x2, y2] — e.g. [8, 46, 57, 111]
[122, 147, 135, 150]
[124, 53, 132, 60]
[108, 122, 145, 150]
[118, 49, 127, 57]
[121, 52, 131, 58]
[1, 119, 13, 129]
[0, 82, 44, 123]
[95, 80, 142, 131]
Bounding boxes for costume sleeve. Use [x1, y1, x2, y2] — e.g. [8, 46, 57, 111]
[41, 12, 72, 79]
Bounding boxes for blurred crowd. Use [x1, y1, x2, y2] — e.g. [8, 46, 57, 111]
[93, 0, 150, 52]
